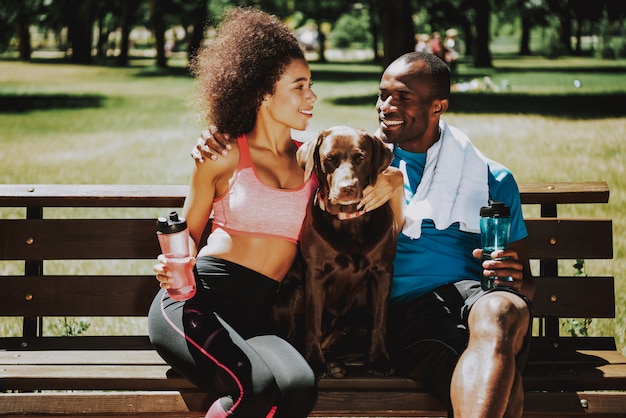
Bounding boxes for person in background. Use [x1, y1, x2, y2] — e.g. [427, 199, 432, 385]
[194, 52, 535, 418]
[444, 28, 461, 79]
[427, 31, 447, 61]
[414, 33, 430, 53]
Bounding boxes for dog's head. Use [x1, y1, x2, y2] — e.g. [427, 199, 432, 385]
[297, 126, 392, 206]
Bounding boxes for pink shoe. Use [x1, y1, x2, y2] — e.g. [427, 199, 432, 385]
[205, 399, 229, 418]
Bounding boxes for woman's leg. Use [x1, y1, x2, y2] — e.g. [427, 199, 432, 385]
[247, 335, 317, 418]
[148, 290, 280, 417]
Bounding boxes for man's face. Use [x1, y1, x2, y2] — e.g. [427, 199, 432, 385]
[376, 60, 441, 152]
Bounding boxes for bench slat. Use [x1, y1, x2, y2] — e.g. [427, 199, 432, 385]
[525, 218, 613, 259]
[0, 182, 609, 207]
[532, 276, 615, 318]
[0, 336, 153, 351]
[0, 218, 612, 261]
[0, 184, 187, 207]
[1, 390, 625, 417]
[0, 219, 161, 260]
[0, 275, 157, 317]
[2, 363, 626, 392]
[0, 275, 614, 319]
[518, 181, 610, 204]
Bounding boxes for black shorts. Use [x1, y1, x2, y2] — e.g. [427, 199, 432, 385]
[387, 280, 533, 405]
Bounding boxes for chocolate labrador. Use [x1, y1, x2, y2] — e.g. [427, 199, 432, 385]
[294, 125, 397, 378]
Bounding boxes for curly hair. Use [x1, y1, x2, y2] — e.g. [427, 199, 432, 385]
[190, 8, 305, 137]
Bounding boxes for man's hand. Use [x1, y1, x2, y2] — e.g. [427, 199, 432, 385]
[473, 248, 524, 291]
[191, 126, 232, 163]
[359, 167, 403, 212]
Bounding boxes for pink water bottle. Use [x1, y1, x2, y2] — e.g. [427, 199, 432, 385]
[156, 211, 196, 301]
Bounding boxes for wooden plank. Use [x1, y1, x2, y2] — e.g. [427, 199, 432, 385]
[0, 184, 187, 208]
[525, 218, 613, 259]
[0, 275, 614, 319]
[0, 350, 165, 365]
[0, 276, 157, 317]
[1, 390, 625, 417]
[0, 219, 161, 260]
[1, 356, 625, 392]
[0, 391, 210, 415]
[0, 182, 609, 208]
[0, 336, 153, 351]
[518, 181, 610, 205]
[532, 276, 615, 318]
[1, 218, 611, 261]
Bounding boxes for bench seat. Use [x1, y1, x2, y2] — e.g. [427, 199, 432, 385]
[1, 182, 625, 417]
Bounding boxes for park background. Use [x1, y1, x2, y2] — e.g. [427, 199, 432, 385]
[1, 0, 625, 357]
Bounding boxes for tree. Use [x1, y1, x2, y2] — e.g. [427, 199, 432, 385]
[293, 0, 352, 63]
[473, 0, 492, 67]
[378, 0, 415, 66]
[0, 0, 45, 61]
[181, 0, 208, 63]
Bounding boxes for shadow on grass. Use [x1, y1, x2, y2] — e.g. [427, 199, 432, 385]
[0, 94, 105, 113]
[332, 92, 626, 119]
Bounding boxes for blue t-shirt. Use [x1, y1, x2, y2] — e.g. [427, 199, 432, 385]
[390, 144, 527, 304]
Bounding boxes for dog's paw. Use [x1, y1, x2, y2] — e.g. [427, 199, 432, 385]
[326, 361, 347, 379]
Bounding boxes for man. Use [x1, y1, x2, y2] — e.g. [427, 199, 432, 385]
[193, 52, 534, 418]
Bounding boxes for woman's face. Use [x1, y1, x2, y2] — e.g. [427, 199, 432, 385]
[264, 59, 317, 131]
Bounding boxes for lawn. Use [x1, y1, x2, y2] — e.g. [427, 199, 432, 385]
[0, 53, 625, 355]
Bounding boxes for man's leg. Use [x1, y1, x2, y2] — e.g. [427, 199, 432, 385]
[450, 291, 530, 418]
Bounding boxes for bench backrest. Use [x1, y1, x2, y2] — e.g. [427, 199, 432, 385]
[0, 182, 613, 350]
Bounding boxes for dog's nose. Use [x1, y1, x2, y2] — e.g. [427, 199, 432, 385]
[338, 181, 359, 198]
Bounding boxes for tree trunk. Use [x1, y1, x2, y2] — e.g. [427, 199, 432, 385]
[560, 12, 573, 55]
[117, 0, 139, 66]
[520, 14, 531, 55]
[150, 0, 167, 68]
[473, 0, 492, 68]
[316, 18, 327, 63]
[67, 0, 95, 64]
[187, 0, 208, 63]
[16, 15, 31, 61]
[378, 0, 414, 67]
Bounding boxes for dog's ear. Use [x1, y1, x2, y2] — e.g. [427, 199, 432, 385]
[368, 133, 393, 186]
[297, 131, 328, 186]
[296, 138, 317, 181]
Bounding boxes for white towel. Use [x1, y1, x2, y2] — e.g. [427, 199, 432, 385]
[402, 121, 489, 239]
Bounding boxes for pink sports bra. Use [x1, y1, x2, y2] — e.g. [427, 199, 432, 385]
[211, 135, 318, 244]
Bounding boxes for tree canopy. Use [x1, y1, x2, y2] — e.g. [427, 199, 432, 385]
[1, 0, 624, 67]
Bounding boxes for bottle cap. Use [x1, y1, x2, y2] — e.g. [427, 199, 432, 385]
[480, 200, 510, 218]
[156, 211, 188, 234]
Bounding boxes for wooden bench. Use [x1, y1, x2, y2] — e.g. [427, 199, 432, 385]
[1, 182, 625, 417]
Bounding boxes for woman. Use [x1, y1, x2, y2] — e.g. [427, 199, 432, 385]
[148, 8, 319, 417]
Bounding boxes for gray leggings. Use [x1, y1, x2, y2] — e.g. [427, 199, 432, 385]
[148, 256, 317, 417]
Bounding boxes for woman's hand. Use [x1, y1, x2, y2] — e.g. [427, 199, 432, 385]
[153, 255, 196, 290]
[191, 126, 232, 163]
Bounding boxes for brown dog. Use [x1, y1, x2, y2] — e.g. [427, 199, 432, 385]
[294, 125, 397, 378]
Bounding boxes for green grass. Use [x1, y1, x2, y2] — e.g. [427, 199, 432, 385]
[1, 54, 625, 355]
